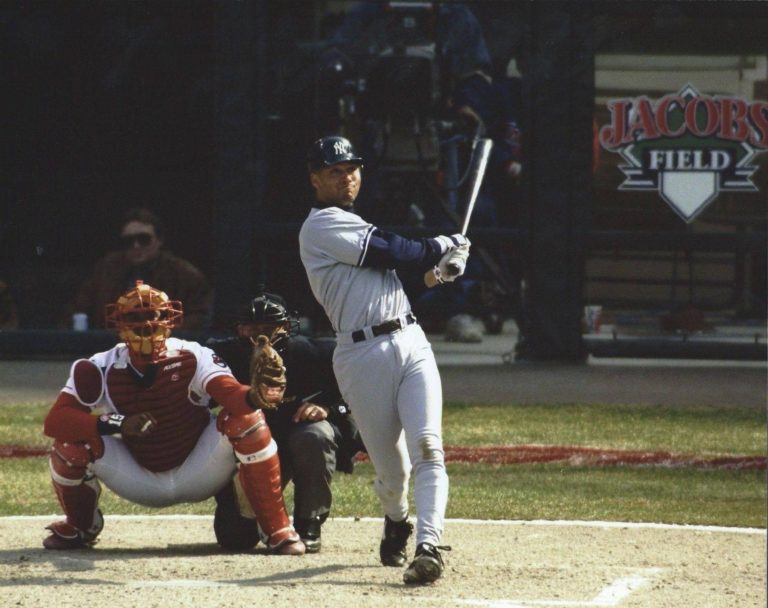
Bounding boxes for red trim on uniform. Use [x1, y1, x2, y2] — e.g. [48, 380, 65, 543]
[43, 393, 100, 444]
[206, 375, 254, 417]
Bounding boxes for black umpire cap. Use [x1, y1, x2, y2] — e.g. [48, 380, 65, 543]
[307, 136, 364, 171]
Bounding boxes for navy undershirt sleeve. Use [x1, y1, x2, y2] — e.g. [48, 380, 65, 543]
[360, 228, 444, 272]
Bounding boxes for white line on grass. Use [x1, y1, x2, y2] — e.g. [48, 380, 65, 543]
[3, 515, 764, 535]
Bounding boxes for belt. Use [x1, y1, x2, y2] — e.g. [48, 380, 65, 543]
[351, 313, 417, 343]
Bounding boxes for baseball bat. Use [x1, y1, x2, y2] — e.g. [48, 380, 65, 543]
[446, 137, 493, 275]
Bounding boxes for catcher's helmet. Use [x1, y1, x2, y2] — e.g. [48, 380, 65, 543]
[307, 136, 364, 171]
[105, 280, 183, 361]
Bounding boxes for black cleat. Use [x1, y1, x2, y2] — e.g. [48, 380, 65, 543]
[294, 517, 323, 554]
[379, 515, 413, 567]
[403, 543, 451, 585]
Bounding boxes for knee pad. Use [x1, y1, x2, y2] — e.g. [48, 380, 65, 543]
[217, 410, 277, 464]
[49, 439, 102, 484]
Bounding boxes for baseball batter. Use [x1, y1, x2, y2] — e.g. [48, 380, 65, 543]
[41, 281, 304, 555]
[299, 136, 470, 584]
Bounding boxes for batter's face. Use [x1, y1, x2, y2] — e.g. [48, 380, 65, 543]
[310, 162, 362, 208]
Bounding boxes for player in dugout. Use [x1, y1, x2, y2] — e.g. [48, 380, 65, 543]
[41, 280, 305, 555]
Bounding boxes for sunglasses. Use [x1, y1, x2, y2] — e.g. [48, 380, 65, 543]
[121, 233, 154, 247]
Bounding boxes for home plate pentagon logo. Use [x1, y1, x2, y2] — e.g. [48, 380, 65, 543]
[599, 84, 768, 222]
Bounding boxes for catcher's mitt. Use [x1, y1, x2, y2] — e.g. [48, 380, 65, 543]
[249, 335, 287, 410]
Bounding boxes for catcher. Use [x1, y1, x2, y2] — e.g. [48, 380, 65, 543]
[208, 288, 365, 553]
[41, 280, 304, 555]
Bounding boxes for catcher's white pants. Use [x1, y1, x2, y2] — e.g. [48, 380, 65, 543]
[93, 416, 236, 507]
[333, 322, 448, 547]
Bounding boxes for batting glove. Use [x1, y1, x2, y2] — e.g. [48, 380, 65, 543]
[433, 234, 471, 254]
[438, 244, 470, 279]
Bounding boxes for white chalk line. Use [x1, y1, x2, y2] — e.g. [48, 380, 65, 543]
[3, 514, 764, 535]
[111, 568, 666, 607]
[456, 568, 663, 608]
[3, 519, 753, 606]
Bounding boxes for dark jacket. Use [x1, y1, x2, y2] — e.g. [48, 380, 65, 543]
[72, 250, 213, 329]
[208, 334, 365, 473]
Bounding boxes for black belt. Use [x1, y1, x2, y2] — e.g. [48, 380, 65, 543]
[351, 313, 417, 343]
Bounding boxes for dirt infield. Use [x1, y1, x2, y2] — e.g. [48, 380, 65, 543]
[1, 516, 764, 608]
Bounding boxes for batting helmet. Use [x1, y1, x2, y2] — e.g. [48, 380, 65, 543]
[307, 136, 364, 171]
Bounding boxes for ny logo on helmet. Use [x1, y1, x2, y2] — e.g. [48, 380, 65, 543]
[333, 141, 349, 156]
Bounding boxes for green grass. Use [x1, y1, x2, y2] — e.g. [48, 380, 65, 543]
[1, 400, 765, 527]
[443, 402, 767, 455]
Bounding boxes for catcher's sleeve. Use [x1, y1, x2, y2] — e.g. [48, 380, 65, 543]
[43, 393, 100, 443]
[205, 375, 255, 416]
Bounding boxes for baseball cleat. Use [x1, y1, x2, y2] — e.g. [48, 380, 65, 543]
[295, 517, 322, 554]
[42, 521, 99, 550]
[379, 515, 413, 567]
[267, 527, 306, 556]
[403, 543, 450, 585]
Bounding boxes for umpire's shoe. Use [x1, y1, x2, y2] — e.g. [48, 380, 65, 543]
[294, 517, 322, 554]
[379, 515, 413, 567]
[403, 543, 451, 585]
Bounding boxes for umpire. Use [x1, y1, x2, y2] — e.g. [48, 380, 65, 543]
[208, 287, 364, 553]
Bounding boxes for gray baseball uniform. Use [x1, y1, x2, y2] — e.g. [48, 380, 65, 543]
[300, 205, 459, 547]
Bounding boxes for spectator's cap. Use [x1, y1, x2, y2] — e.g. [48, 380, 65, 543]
[307, 136, 364, 171]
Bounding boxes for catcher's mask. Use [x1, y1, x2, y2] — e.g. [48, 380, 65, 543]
[237, 288, 299, 346]
[105, 280, 183, 361]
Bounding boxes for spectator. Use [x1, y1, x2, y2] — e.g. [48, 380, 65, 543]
[70, 207, 213, 329]
[207, 288, 365, 553]
[42, 281, 304, 555]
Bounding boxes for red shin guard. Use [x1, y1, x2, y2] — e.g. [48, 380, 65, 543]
[47, 440, 103, 543]
[218, 410, 301, 552]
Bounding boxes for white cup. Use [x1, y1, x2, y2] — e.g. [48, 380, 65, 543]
[72, 313, 89, 332]
[584, 305, 602, 334]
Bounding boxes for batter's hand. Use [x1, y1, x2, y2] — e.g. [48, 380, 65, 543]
[293, 402, 329, 423]
[434, 234, 470, 254]
[439, 243, 470, 279]
[121, 412, 158, 440]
